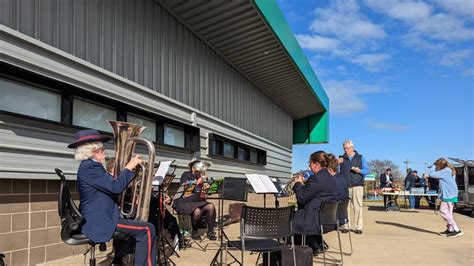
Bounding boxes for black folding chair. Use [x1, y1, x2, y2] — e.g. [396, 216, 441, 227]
[56, 168, 127, 266]
[227, 206, 296, 266]
[319, 201, 343, 266]
[336, 199, 353, 256]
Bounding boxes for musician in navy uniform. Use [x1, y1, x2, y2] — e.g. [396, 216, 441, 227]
[69, 129, 157, 266]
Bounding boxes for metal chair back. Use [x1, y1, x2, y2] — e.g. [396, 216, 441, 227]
[241, 206, 294, 240]
[319, 201, 339, 233]
[336, 199, 350, 220]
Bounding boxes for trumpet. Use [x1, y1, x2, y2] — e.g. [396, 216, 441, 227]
[282, 170, 311, 196]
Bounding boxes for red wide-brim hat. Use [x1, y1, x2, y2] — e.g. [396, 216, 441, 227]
[68, 129, 111, 148]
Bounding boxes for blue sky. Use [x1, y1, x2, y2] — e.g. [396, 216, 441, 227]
[277, 0, 474, 174]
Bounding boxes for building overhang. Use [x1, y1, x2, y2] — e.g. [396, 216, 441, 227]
[159, 0, 329, 143]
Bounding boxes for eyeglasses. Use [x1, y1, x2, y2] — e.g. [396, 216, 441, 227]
[343, 146, 353, 150]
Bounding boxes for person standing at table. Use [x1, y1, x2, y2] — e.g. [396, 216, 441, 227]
[380, 168, 394, 210]
[404, 169, 417, 210]
[338, 140, 369, 234]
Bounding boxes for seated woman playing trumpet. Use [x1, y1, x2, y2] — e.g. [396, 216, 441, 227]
[172, 160, 217, 240]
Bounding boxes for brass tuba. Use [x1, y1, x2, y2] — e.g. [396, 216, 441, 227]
[109, 120, 156, 221]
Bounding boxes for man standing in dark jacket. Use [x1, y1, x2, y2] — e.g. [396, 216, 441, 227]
[338, 140, 369, 234]
[380, 168, 393, 210]
[404, 169, 417, 209]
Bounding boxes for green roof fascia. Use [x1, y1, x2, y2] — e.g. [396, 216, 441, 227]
[253, 0, 329, 112]
[293, 111, 329, 144]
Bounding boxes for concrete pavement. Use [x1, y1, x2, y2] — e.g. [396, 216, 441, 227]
[40, 202, 473, 265]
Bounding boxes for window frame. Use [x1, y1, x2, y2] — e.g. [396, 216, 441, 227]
[0, 63, 200, 152]
[208, 133, 267, 165]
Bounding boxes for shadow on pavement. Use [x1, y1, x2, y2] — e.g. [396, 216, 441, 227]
[375, 221, 439, 235]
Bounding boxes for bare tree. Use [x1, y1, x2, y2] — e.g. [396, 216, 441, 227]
[369, 160, 403, 180]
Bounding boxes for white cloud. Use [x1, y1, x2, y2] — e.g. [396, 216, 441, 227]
[462, 67, 474, 76]
[310, 0, 386, 43]
[350, 53, 391, 72]
[437, 0, 474, 18]
[365, 0, 474, 42]
[364, 0, 432, 22]
[295, 34, 340, 52]
[322, 80, 386, 114]
[368, 121, 409, 131]
[439, 49, 473, 66]
[402, 34, 446, 51]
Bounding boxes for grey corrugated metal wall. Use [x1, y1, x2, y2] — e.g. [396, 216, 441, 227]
[0, 0, 293, 148]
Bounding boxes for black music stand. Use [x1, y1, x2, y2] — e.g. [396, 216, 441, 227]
[210, 177, 248, 266]
[153, 161, 177, 266]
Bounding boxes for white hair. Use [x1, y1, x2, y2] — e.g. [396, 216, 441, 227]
[343, 139, 354, 147]
[74, 142, 104, 161]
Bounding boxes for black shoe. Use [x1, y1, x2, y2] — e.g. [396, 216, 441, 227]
[191, 231, 202, 241]
[179, 240, 192, 249]
[322, 241, 329, 251]
[207, 232, 217, 241]
[355, 230, 363, 234]
[340, 228, 349, 233]
[438, 229, 450, 236]
[446, 230, 464, 238]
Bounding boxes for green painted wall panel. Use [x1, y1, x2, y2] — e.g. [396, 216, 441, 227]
[293, 112, 329, 144]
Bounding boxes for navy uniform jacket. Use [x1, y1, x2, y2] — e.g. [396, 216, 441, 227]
[293, 169, 338, 235]
[77, 159, 135, 243]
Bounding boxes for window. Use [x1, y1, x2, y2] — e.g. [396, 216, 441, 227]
[164, 124, 185, 148]
[128, 113, 156, 141]
[209, 133, 266, 165]
[0, 78, 61, 121]
[1, 64, 200, 153]
[73, 98, 116, 133]
[223, 142, 235, 158]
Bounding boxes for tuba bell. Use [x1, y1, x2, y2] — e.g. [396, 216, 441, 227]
[109, 120, 156, 221]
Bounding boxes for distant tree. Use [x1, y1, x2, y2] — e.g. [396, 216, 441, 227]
[368, 160, 403, 180]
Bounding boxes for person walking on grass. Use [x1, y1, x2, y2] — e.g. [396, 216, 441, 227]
[429, 158, 463, 238]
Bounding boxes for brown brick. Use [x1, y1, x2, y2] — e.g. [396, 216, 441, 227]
[0, 179, 12, 194]
[0, 214, 11, 233]
[0, 231, 28, 251]
[12, 213, 28, 231]
[30, 227, 61, 247]
[11, 249, 28, 265]
[31, 180, 47, 193]
[0, 195, 29, 214]
[30, 246, 46, 266]
[46, 210, 60, 227]
[31, 212, 46, 229]
[12, 179, 30, 194]
[31, 194, 57, 211]
[45, 243, 75, 262]
[47, 180, 61, 194]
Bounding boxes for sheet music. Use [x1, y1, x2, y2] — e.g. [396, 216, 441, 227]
[153, 161, 172, 186]
[245, 174, 278, 193]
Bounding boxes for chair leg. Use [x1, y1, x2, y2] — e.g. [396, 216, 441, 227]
[321, 226, 326, 266]
[348, 226, 353, 255]
[89, 244, 96, 266]
[291, 237, 296, 266]
[337, 226, 343, 265]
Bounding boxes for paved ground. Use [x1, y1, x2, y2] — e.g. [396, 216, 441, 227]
[41, 201, 473, 265]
